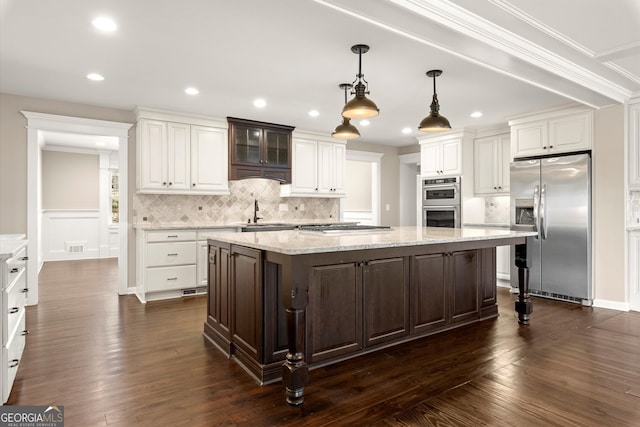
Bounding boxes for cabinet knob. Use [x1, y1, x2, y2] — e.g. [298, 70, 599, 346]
[542, 146, 547, 149]
[9, 359, 19, 368]
[493, 187, 497, 190]
[9, 268, 19, 273]
[20, 256, 28, 261]
[498, 186, 502, 190]
[9, 307, 19, 314]
[163, 182, 167, 186]
[21, 288, 28, 293]
[549, 145, 554, 149]
[192, 183, 196, 187]
[315, 188, 318, 191]
[22, 330, 29, 336]
[169, 182, 173, 186]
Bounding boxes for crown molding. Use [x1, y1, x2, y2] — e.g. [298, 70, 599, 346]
[386, 0, 632, 102]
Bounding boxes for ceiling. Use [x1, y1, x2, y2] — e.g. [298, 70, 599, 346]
[1, 0, 638, 148]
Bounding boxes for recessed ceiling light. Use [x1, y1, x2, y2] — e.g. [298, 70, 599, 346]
[359, 119, 370, 126]
[253, 99, 267, 108]
[185, 87, 199, 95]
[308, 110, 319, 117]
[402, 127, 412, 134]
[92, 16, 117, 32]
[470, 111, 483, 118]
[86, 73, 104, 81]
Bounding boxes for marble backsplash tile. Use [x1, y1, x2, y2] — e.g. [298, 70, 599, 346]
[484, 196, 510, 224]
[133, 178, 339, 225]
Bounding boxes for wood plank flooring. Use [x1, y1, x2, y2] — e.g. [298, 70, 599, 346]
[7, 259, 640, 426]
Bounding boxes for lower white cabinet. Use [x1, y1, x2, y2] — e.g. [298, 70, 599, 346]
[136, 228, 236, 302]
[1, 242, 28, 404]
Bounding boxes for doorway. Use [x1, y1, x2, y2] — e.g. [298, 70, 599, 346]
[22, 112, 132, 304]
[341, 150, 383, 225]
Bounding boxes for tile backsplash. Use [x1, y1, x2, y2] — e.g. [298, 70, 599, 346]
[133, 178, 339, 225]
[484, 196, 510, 224]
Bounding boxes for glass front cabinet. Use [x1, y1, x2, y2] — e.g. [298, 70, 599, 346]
[228, 117, 294, 183]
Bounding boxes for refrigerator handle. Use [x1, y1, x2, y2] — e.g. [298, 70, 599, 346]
[533, 185, 540, 239]
[540, 184, 547, 240]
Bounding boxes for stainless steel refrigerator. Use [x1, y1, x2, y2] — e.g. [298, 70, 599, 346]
[510, 152, 592, 304]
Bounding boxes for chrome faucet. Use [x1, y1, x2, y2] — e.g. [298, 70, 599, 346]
[253, 199, 263, 223]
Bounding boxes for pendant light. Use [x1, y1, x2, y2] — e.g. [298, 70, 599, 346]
[419, 69, 451, 132]
[342, 44, 380, 119]
[332, 83, 360, 139]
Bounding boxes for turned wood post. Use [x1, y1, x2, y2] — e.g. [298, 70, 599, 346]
[281, 258, 309, 406]
[514, 242, 533, 325]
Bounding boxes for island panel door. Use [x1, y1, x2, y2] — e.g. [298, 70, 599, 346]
[308, 262, 362, 363]
[449, 250, 480, 325]
[411, 253, 447, 335]
[363, 257, 409, 347]
[231, 246, 263, 361]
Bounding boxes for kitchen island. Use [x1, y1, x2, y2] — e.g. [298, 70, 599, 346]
[202, 226, 537, 405]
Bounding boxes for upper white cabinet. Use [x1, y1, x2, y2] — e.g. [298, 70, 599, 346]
[629, 99, 640, 189]
[419, 133, 462, 178]
[281, 132, 346, 197]
[509, 106, 594, 160]
[136, 109, 229, 195]
[474, 132, 510, 195]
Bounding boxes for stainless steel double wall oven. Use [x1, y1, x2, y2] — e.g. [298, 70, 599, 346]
[421, 177, 461, 228]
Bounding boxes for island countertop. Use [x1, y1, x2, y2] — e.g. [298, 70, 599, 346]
[203, 226, 537, 255]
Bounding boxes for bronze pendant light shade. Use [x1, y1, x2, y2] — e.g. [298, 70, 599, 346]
[332, 83, 360, 139]
[419, 69, 452, 132]
[342, 44, 380, 119]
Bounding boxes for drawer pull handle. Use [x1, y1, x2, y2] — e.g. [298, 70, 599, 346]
[21, 288, 29, 293]
[167, 277, 178, 281]
[167, 235, 178, 238]
[9, 307, 19, 314]
[9, 359, 19, 368]
[22, 330, 29, 336]
[10, 268, 19, 273]
[20, 256, 29, 261]
[167, 253, 178, 256]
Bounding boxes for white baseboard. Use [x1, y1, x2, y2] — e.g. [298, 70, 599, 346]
[592, 299, 630, 312]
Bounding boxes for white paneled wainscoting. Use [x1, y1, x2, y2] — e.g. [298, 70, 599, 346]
[42, 210, 118, 261]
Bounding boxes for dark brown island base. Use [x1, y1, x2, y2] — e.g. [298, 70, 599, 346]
[202, 226, 537, 406]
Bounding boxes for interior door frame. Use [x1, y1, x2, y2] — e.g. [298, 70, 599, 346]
[341, 150, 383, 225]
[22, 112, 132, 304]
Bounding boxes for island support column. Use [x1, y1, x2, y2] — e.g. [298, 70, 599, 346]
[281, 257, 309, 406]
[514, 242, 533, 325]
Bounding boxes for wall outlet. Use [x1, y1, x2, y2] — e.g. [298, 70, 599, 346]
[279, 203, 288, 212]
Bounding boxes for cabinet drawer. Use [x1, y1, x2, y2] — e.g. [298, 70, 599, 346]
[146, 265, 197, 292]
[146, 230, 196, 243]
[3, 310, 26, 403]
[147, 242, 196, 267]
[3, 269, 27, 344]
[4, 247, 27, 290]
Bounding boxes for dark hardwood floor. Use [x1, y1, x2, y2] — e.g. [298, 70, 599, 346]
[7, 259, 640, 426]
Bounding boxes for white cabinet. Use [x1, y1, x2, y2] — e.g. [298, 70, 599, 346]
[190, 125, 228, 193]
[136, 229, 198, 302]
[136, 109, 229, 195]
[509, 108, 593, 159]
[1, 241, 28, 404]
[474, 133, 510, 195]
[419, 136, 462, 178]
[136, 228, 238, 302]
[628, 99, 640, 189]
[281, 134, 346, 197]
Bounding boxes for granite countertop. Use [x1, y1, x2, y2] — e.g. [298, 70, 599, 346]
[202, 226, 537, 255]
[463, 223, 510, 229]
[0, 238, 27, 260]
[133, 219, 354, 230]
